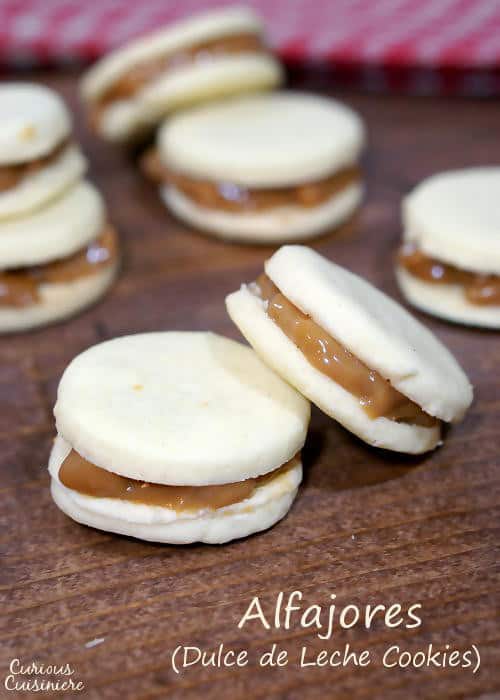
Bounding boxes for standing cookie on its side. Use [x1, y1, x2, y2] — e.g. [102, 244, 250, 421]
[396, 167, 500, 328]
[80, 7, 283, 143]
[226, 246, 473, 454]
[143, 92, 365, 243]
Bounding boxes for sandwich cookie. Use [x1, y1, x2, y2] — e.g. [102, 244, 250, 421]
[226, 246, 473, 454]
[397, 167, 500, 328]
[49, 332, 310, 544]
[81, 7, 283, 143]
[0, 83, 86, 219]
[0, 181, 119, 333]
[143, 92, 365, 243]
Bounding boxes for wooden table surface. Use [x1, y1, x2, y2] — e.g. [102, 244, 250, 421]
[1, 72, 499, 700]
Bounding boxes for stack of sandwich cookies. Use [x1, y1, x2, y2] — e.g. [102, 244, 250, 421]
[145, 92, 365, 243]
[0, 83, 86, 219]
[49, 332, 310, 544]
[226, 246, 473, 454]
[80, 7, 283, 143]
[0, 183, 119, 332]
[0, 82, 119, 332]
[397, 167, 500, 328]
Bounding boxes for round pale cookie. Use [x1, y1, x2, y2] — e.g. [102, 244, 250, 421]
[0, 144, 87, 220]
[402, 167, 500, 274]
[0, 263, 118, 334]
[157, 92, 364, 242]
[159, 92, 364, 186]
[398, 167, 500, 327]
[226, 246, 473, 454]
[54, 332, 310, 485]
[161, 182, 363, 244]
[0, 181, 104, 268]
[0, 82, 71, 165]
[396, 266, 500, 329]
[81, 7, 282, 142]
[49, 436, 302, 545]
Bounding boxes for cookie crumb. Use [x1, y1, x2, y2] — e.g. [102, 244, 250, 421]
[19, 125, 36, 141]
[84, 637, 105, 649]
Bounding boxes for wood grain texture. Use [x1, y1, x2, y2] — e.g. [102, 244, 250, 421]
[0, 71, 499, 700]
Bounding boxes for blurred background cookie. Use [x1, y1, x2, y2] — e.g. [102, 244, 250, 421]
[0, 182, 118, 333]
[80, 7, 283, 143]
[143, 92, 365, 243]
[0, 83, 119, 333]
[397, 167, 500, 328]
[0, 83, 86, 219]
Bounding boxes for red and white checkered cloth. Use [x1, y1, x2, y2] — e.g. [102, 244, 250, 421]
[1, 0, 499, 95]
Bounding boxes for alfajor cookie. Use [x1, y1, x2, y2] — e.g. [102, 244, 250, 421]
[226, 246, 473, 454]
[49, 332, 310, 544]
[0, 83, 86, 219]
[80, 7, 283, 143]
[0, 181, 119, 333]
[396, 167, 500, 328]
[142, 92, 365, 243]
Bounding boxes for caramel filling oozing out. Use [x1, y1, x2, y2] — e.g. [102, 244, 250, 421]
[0, 140, 70, 193]
[59, 449, 298, 512]
[92, 33, 266, 122]
[141, 148, 360, 212]
[256, 274, 437, 427]
[0, 226, 118, 308]
[399, 243, 500, 306]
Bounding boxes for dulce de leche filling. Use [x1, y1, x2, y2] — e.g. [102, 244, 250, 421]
[0, 226, 118, 308]
[398, 243, 500, 306]
[256, 274, 437, 428]
[0, 140, 70, 193]
[141, 148, 360, 212]
[59, 448, 299, 512]
[92, 33, 266, 123]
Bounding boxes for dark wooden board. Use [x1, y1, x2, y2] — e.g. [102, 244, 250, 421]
[1, 71, 499, 700]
